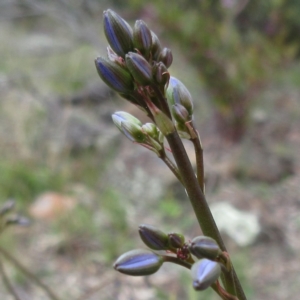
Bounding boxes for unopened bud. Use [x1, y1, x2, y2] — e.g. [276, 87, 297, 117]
[103, 9, 134, 58]
[189, 236, 221, 260]
[151, 31, 162, 60]
[112, 112, 146, 143]
[114, 249, 163, 276]
[191, 259, 221, 291]
[172, 104, 191, 124]
[152, 62, 169, 86]
[125, 52, 153, 85]
[166, 77, 193, 117]
[142, 123, 160, 140]
[157, 48, 173, 68]
[0, 200, 15, 216]
[133, 20, 152, 58]
[95, 57, 134, 93]
[5, 216, 30, 227]
[139, 224, 169, 250]
[168, 233, 185, 249]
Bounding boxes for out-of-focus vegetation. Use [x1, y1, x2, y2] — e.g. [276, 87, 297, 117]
[129, 0, 300, 140]
[0, 0, 299, 299]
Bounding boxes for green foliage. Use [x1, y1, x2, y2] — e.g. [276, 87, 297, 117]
[0, 160, 67, 206]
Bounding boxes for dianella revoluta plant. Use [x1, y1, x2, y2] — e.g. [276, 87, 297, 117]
[95, 9, 247, 300]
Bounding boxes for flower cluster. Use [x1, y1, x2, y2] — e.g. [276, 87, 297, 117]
[95, 9, 195, 143]
[114, 223, 224, 292]
[95, 9, 235, 297]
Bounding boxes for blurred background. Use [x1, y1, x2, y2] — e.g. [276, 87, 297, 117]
[0, 0, 300, 299]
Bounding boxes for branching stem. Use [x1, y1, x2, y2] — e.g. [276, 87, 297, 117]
[0, 246, 62, 300]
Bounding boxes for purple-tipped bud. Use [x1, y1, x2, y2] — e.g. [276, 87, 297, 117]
[157, 48, 173, 68]
[95, 57, 134, 93]
[133, 20, 152, 58]
[151, 31, 162, 60]
[0, 200, 15, 216]
[189, 236, 221, 260]
[114, 249, 163, 276]
[172, 104, 191, 124]
[152, 62, 169, 86]
[139, 224, 169, 250]
[103, 9, 134, 58]
[168, 233, 185, 249]
[166, 77, 194, 117]
[5, 216, 30, 227]
[125, 52, 153, 85]
[112, 111, 146, 143]
[191, 259, 221, 291]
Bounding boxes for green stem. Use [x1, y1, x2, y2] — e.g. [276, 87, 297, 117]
[190, 131, 204, 192]
[162, 255, 191, 269]
[159, 149, 184, 185]
[0, 257, 21, 300]
[0, 246, 62, 300]
[165, 131, 246, 300]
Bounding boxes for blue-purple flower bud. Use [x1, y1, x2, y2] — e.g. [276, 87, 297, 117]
[189, 236, 221, 260]
[172, 103, 191, 124]
[151, 31, 162, 60]
[139, 224, 169, 250]
[166, 77, 194, 117]
[103, 9, 134, 58]
[114, 249, 163, 276]
[125, 52, 153, 85]
[133, 20, 152, 58]
[191, 259, 221, 291]
[95, 57, 134, 93]
[157, 48, 173, 68]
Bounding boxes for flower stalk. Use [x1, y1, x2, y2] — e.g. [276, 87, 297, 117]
[96, 8, 247, 300]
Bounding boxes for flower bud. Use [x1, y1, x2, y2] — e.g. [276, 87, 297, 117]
[112, 112, 146, 143]
[191, 259, 221, 291]
[152, 62, 169, 86]
[139, 224, 169, 250]
[168, 233, 185, 249]
[133, 20, 152, 58]
[151, 31, 162, 60]
[157, 48, 173, 68]
[142, 123, 160, 140]
[114, 249, 163, 276]
[189, 236, 221, 260]
[103, 9, 134, 58]
[166, 77, 193, 116]
[172, 104, 191, 124]
[95, 57, 134, 93]
[0, 200, 15, 216]
[5, 216, 30, 227]
[125, 52, 153, 85]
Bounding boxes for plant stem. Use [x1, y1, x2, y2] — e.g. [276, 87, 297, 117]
[0, 257, 21, 300]
[0, 246, 62, 300]
[162, 255, 191, 269]
[189, 126, 204, 192]
[165, 131, 246, 300]
[159, 150, 183, 185]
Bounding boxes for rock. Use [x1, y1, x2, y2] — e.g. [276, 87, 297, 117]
[210, 202, 260, 246]
[29, 192, 76, 221]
